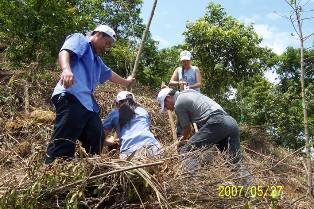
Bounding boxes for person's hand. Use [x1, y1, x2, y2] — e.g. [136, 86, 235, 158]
[60, 68, 74, 88]
[178, 80, 187, 85]
[105, 135, 119, 146]
[161, 83, 168, 89]
[126, 75, 135, 87]
[178, 80, 187, 89]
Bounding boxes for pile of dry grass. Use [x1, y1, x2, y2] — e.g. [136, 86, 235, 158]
[0, 69, 313, 208]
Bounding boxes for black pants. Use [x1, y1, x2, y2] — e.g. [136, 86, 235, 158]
[45, 93, 103, 164]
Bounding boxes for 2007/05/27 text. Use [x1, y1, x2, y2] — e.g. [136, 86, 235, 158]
[218, 185, 284, 198]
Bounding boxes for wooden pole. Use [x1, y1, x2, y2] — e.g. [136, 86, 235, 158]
[131, 0, 158, 77]
[161, 82, 177, 142]
[167, 110, 177, 142]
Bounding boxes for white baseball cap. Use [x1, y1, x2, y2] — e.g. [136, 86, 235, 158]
[93, 25, 116, 42]
[116, 91, 135, 102]
[157, 88, 172, 112]
[180, 50, 192, 61]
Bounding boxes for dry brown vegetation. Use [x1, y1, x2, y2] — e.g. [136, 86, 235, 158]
[0, 68, 313, 208]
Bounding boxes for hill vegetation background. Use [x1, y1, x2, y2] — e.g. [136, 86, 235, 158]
[0, 0, 313, 208]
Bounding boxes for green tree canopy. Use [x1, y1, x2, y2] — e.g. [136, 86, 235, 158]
[0, 0, 89, 64]
[277, 47, 314, 92]
[183, 2, 275, 101]
[0, 0, 145, 66]
[234, 47, 314, 149]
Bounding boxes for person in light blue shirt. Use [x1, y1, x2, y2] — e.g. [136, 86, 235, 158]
[169, 50, 202, 92]
[103, 91, 161, 159]
[44, 25, 135, 164]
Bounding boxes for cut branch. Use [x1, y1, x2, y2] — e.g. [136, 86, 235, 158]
[51, 161, 164, 194]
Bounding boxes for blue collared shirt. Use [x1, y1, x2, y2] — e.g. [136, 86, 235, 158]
[52, 33, 112, 112]
[102, 107, 161, 154]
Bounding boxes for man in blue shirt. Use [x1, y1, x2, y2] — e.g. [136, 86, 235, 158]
[45, 25, 135, 164]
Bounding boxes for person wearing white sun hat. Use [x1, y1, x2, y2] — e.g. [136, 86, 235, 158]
[44, 25, 135, 164]
[169, 50, 202, 92]
[103, 91, 161, 159]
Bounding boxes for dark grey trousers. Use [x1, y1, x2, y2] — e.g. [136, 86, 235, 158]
[180, 113, 241, 165]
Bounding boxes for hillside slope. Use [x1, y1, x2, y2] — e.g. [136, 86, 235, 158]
[0, 69, 313, 209]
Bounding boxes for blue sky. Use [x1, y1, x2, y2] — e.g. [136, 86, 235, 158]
[140, 0, 314, 54]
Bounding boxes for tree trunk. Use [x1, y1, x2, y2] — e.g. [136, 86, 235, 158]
[295, 5, 313, 197]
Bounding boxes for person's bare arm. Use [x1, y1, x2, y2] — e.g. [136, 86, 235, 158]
[176, 125, 191, 151]
[169, 68, 179, 87]
[181, 125, 191, 141]
[109, 71, 135, 87]
[59, 50, 74, 88]
[187, 66, 201, 89]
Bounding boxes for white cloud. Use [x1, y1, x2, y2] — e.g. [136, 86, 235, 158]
[264, 69, 279, 84]
[253, 24, 299, 54]
[266, 12, 281, 21]
[153, 35, 171, 49]
[239, 15, 299, 54]
[254, 24, 273, 39]
[239, 15, 260, 25]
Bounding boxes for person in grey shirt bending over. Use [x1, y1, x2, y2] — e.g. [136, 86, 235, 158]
[157, 87, 242, 166]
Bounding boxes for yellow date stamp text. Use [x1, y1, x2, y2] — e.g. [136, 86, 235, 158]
[218, 185, 284, 198]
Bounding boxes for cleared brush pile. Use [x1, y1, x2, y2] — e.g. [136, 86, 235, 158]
[0, 69, 313, 208]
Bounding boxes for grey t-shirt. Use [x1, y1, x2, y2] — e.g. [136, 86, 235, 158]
[174, 89, 225, 128]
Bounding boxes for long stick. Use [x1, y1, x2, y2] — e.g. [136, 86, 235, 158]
[131, 0, 158, 77]
[51, 161, 164, 194]
[285, 0, 313, 197]
[167, 110, 177, 142]
[161, 82, 177, 142]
